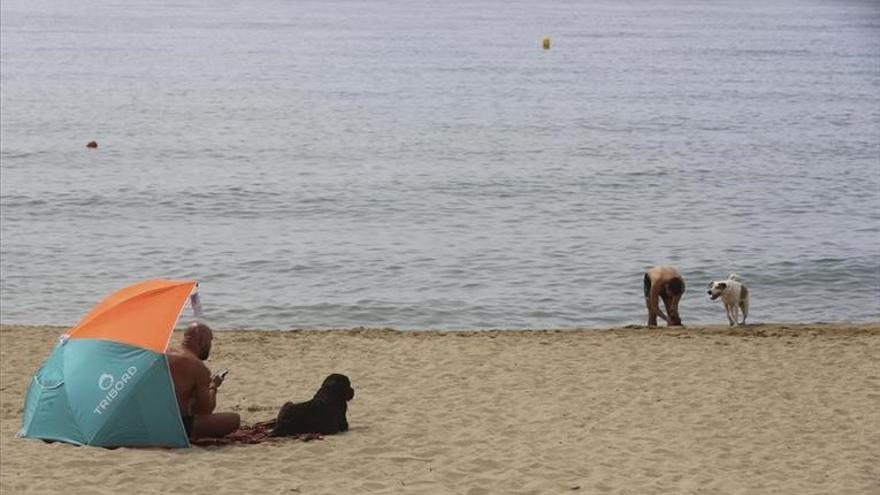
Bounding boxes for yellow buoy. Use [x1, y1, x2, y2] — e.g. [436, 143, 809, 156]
[542, 36, 551, 50]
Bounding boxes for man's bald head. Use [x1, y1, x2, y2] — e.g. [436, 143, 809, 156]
[183, 322, 213, 360]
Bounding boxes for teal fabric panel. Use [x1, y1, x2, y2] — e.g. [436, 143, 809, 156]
[20, 341, 85, 444]
[133, 355, 189, 448]
[20, 342, 58, 437]
[61, 339, 161, 443]
[19, 378, 41, 437]
[22, 384, 84, 445]
[21, 338, 189, 448]
[91, 354, 189, 448]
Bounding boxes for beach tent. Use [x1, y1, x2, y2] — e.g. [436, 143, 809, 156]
[19, 279, 201, 448]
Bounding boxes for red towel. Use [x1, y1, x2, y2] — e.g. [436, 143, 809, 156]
[190, 420, 323, 447]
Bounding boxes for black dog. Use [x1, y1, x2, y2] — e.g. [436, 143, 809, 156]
[271, 373, 354, 436]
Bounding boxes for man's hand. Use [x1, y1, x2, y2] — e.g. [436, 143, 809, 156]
[211, 368, 228, 389]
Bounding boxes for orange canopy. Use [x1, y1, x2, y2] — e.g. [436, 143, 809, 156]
[66, 279, 197, 353]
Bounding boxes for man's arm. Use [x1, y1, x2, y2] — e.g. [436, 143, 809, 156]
[650, 281, 669, 322]
[191, 361, 217, 415]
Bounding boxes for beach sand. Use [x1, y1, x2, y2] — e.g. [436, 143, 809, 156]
[1, 323, 878, 494]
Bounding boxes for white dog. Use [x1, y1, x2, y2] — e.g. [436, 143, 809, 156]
[707, 274, 750, 326]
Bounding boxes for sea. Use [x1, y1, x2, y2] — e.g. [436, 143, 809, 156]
[1, 0, 878, 330]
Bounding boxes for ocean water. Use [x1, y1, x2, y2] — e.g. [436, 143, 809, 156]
[1, 0, 878, 330]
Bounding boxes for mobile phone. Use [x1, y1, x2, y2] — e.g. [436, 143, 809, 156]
[215, 368, 229, 380]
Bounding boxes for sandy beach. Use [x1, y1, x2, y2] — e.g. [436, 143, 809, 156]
[1, 323, 878, 494]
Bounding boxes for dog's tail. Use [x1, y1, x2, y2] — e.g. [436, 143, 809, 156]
[728, 273, 740, 281]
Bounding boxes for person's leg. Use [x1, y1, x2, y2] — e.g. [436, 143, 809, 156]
[663, 292, 683, 326]
[192, 413, 240, 439]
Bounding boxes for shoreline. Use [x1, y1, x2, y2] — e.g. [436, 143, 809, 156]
[2, 320, 879, 335]
[2, 322, 879, 494]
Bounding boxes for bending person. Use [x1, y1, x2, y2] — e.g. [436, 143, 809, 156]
[644, 265, 686, 327]
[167, 322, 240, 440]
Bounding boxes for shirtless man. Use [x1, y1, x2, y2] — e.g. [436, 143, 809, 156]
[167, 322, 240, 440]
[643, 265, 686, 327]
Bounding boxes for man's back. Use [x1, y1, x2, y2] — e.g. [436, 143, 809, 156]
[167, 349, 211, 416]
